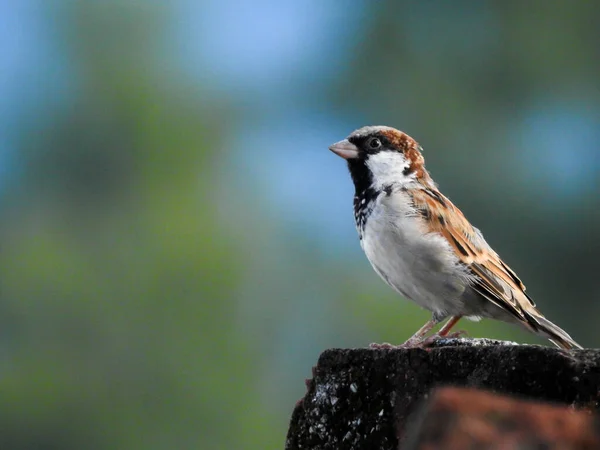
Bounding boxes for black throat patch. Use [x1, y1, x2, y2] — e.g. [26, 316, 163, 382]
[353, 187, 379, 238]
[347, 159, 380, 238]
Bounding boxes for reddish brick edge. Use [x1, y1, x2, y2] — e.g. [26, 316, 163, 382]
[406, 387, 600, 449]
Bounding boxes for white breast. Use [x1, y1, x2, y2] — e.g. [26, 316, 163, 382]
[360, 190, 471, 317]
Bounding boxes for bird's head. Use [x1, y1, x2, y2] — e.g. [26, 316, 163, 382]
[329, 126, 429, 191]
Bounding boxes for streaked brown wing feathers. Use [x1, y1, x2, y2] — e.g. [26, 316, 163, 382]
[411, 186, 535, 319]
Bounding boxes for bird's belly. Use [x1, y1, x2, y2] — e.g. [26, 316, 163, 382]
[361, 214, 468, 316]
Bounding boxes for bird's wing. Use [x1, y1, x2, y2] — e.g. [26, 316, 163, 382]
[410, 186, 536, 322]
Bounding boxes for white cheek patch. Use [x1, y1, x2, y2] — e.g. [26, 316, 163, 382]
[365, 151, 412, 190]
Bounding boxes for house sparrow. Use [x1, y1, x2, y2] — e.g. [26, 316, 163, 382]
[329, 125, 581, 349]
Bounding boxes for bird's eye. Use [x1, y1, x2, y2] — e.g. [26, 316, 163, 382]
[367, 137, 382, 150]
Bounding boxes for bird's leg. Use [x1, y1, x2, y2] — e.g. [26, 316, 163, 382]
[400, 317, 440, 347]
[369, 315, 441, 349]
[421, 315, 468, 346]
[438, 316, 463, 336]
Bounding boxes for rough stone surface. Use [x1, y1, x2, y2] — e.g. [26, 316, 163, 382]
[405, 386, 600, 449]
[285, 339, 600, 450]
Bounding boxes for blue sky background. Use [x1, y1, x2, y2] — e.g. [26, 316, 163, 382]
[2, 1, 598, 227]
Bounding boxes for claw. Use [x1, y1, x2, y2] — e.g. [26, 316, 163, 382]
[369, 342, 396, 349]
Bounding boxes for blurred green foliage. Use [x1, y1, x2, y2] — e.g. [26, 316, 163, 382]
[0, 1, 598, 449]
[1, 3, 278, 449]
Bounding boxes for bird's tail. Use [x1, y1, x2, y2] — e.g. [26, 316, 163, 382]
[524, 311, 582, 350]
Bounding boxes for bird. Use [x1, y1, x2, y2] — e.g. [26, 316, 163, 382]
[329, 125, 582, 350]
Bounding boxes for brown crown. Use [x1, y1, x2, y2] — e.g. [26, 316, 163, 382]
[380, 129, 427, 179]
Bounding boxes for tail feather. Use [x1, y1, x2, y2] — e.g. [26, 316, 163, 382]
[525, 312, 582, 350]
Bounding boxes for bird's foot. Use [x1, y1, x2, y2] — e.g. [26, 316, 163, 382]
[369, 330, 469, 349]
[369, 337, 429, 349]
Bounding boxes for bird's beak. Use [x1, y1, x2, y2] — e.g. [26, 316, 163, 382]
[329, 139, 359, 160]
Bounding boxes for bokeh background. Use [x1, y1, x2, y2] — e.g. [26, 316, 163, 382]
[1, 1, 599, 448]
